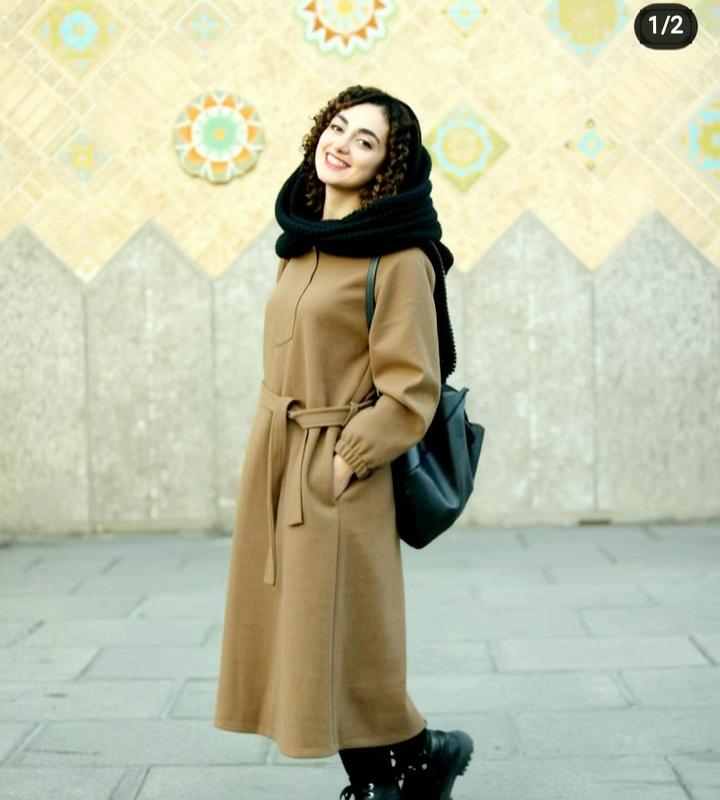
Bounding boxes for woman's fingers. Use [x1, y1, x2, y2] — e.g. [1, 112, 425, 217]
[333, 454, 352, 500]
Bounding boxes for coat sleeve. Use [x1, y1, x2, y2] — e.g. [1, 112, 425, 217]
[333, 249, 442, 479]
[276, 257, 288, 283]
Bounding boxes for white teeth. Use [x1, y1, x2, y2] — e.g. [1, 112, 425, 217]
[326, 153, 348, 167]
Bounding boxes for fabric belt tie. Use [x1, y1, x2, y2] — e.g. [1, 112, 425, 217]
[259, 380, 375, 587]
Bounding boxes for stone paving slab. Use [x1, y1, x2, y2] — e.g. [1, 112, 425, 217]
[496, 634, 709, 670]
[0, 766, 127, 800]
[7, 720, 271, 767]
[580, 604, 720, 635]
[131, 592, 225, 619]
[136, 765, 343, 799]
[451, 755, 690, 800]
[648, 522, 720, 535]
[0, 680, 179, 720]
[668, 753, 720, 800]
[0, 722, 34, 761]
[22, 619, 212, 647]
[80, 645, 220, 680]
[692, 633, 720, 662]
[167, 678, 216, 718]
[619, 666, 720, 707]
[406, 672, 629, 713]
[600, 539, 720, 566]
[416, 546, 618, 568]
[0, 595, 142, 621]
[546, 564, 717, 582]
[411, 605, 588, 638]
[512, 708, 720, 756]
[408, 534, 614, 560]
[641, 576, 720, 605]
[0, 646, 99, 681]
[0, 623, 30, 647]
[476, 582, 654, 607]
[71, 574, 234, 594]
[407, 638, 494, 674]
[0, 573, 83, 593]
[100, 555, 188, 573]
[517, 524, 655, 544]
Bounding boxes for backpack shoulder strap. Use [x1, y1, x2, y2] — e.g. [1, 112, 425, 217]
[365, 255, 380, 329]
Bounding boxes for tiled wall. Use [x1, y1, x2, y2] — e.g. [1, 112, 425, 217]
[1, 2, 719, 533]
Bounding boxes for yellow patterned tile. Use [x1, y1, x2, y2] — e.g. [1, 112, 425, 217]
[31, 0, 125, 79]
[426, 103, 509, 191]
[176, 1, 232, 55]
[442, 0, 490, 36]
[542, 0, 631, 64]
[563, 117, 619, 174]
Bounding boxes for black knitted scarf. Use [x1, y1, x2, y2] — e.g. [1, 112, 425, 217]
[274, 144, 457, 383]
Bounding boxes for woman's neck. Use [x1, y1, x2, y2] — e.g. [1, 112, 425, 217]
[321, 187, 361, 220]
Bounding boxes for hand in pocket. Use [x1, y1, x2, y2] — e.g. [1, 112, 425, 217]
[333, 453, 354, 500]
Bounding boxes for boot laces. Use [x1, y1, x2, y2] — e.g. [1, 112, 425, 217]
[340, 782, 378, 799]
[406, 760, 429, 772]
[405, 732, 433, 774]
[404, 744, 431, 774]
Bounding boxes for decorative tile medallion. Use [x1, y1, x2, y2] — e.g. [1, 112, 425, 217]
[445, 0, 488, 36]
[33, 0, 123, 78]
[173, 92, 265, 184]
[542, 0, 630, 62]
[678, 92, 720, 189]
[695, 0, 720, 37]
[565, 118, 618, 173]
[426, 103, 509, 190]
[56, 132, 109, 182]
[295, 0, 396, 57]
[177, 1, 232, 55]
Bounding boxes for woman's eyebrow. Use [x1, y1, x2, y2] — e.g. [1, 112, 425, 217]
[334, 114, 380, 144]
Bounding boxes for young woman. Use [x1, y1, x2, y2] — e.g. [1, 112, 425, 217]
[213, 85, 473, 800]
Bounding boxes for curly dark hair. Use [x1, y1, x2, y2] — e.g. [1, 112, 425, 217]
[298, 85, 420, 218]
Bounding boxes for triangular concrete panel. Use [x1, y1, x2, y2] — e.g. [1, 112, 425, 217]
[84, 223, 215, 527]
[463, 212, 595, 523]
[0, 226, 89, 531]
[594, 211, 720, 515]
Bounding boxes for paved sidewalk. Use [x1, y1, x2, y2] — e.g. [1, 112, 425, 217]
[0, 522, 719, 799]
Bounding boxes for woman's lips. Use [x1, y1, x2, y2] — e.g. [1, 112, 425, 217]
[325, 153, 349, 170]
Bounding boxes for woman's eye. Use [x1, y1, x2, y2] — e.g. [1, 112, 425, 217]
[330, 124, 370, 147]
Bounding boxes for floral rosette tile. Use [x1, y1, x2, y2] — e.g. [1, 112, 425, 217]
[173, 92, 264, 184]
[295, 0, 396, 57]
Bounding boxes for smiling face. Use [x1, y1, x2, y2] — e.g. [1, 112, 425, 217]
[314, 102, 389, 195]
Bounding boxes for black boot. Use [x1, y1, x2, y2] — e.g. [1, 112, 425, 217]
[339, 779, 401, 799]
[398, 728, 473, 800]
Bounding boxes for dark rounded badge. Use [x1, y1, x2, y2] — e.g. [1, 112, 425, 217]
[634, 4, 698, 49]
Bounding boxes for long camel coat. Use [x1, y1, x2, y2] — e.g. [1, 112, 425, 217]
[213, 244, 442, 757]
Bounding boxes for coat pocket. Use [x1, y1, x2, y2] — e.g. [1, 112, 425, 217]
[332, 448, 357, 503]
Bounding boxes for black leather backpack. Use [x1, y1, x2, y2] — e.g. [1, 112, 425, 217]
[365, 254, 485, 548]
